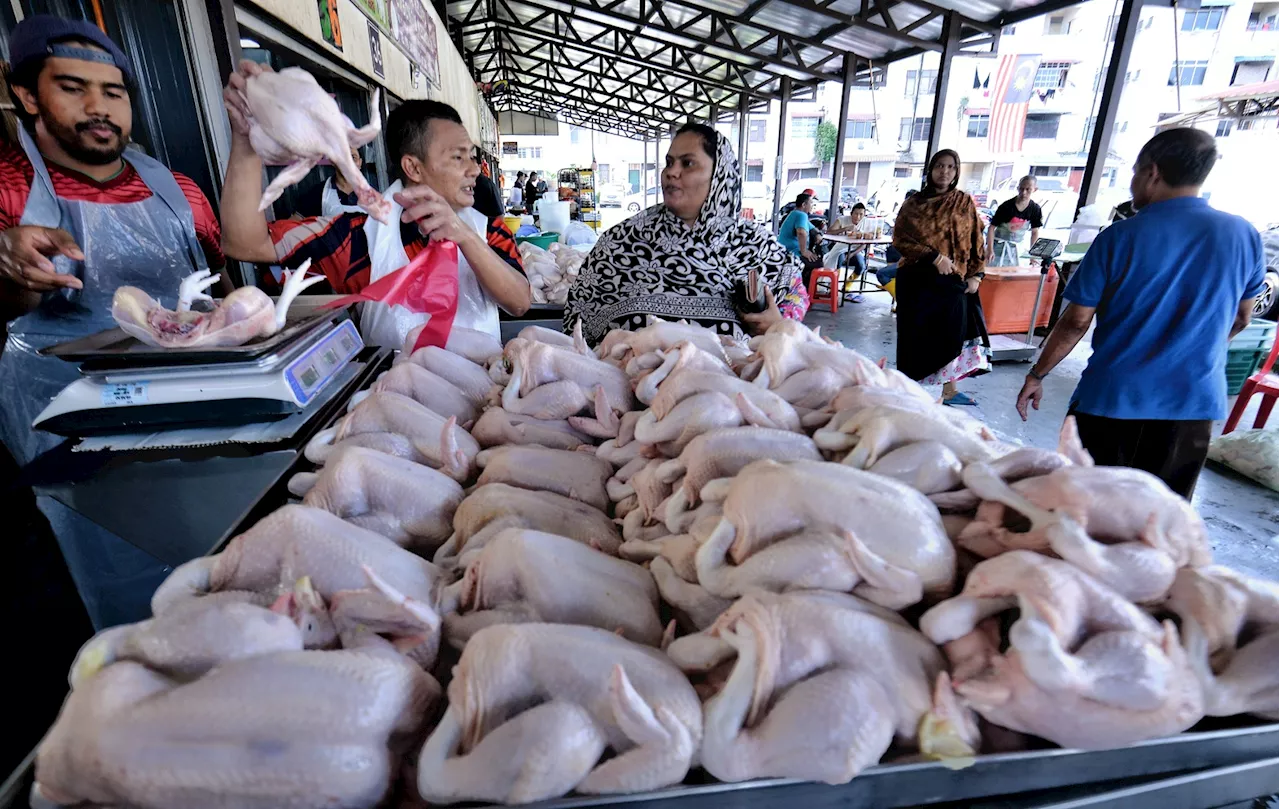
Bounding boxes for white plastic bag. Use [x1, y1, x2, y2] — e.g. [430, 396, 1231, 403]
[1207, 429, 1279, 491]
[560, 221, 599, 248]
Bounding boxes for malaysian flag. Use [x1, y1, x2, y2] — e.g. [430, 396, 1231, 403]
[989, 54, 1040, 153]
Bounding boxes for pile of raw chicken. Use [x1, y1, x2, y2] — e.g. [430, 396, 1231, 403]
[518, 241, 586, 306]
[36, 318, 1278, 808]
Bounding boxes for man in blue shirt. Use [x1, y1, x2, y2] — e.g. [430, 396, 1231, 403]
[1016, 128, 1265, 498]
[779, 193, 819, 285]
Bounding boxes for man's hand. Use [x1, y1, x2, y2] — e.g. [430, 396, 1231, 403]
[0, 226, 85, 291]
[1016, 375, 1043, 421]
[986, 245, 995, 264]
[395, 187, 477, 246]
[741, 286, 781, 335]
[966, 276, 981, 294]
[801, 249, 817, 263]
[934, 254, 956, 275]
[223, 60, 271, 139]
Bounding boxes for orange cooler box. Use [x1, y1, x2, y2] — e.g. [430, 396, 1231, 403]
[978, 264, 1059, 334]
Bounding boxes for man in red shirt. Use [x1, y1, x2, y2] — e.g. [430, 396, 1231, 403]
[220, 60, 529, 348]
[0, 16, 226, 630]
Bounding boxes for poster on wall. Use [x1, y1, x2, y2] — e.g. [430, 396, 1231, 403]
[318, 0, 343, 48]
[368, 20, 385, 78]
[354, 0, 391, 31]
[390, 0, 439, 86]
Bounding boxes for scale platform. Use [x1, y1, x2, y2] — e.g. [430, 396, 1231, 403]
[34, 309, 364, 437]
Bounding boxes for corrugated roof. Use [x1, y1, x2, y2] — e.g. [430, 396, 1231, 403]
[455, 0, 1095, 137]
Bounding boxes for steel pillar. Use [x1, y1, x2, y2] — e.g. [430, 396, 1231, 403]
[772, 77, 791, 233]
[738, 93, 751, 167]
[925, 10, 961, 161]
[1078, 0, 1144, 216]
[710, 104, 720, 126]
[829, 54, 854, 221]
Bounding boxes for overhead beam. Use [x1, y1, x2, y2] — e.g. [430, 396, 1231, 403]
[498, 98, 662, 139]
[510, 64, 709, 123]
[492, 84, 677, 135]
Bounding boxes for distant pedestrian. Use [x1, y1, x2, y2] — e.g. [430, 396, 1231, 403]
[892, 149, 989, 406]
[509, 170, 526, 212]
[1016, 127, 1265, 498]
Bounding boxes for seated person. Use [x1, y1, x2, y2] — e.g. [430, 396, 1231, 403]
[779, 193, 821, 284]
[563, 123, 807, 345]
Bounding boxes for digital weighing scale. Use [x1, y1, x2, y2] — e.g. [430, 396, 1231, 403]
[988, 237, 1064, 363]
[34, 309, 364, 437]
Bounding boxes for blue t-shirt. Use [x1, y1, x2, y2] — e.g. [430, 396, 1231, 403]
[1064, 196, 1265, 421]
[778, 209, 814, 255]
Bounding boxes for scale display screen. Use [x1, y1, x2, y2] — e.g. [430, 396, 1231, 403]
[285, 319, 362, 405]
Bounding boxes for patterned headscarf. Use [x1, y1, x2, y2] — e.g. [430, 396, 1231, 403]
[564, 129, 807, 345]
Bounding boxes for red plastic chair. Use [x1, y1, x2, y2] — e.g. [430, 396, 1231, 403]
[807, 269, 840, 314]
[1223, 331, 1279, 434]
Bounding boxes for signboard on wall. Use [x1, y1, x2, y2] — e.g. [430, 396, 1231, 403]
[319, 0, 343, 48]
[502, 142, 517, 155]
[390, 0, 440, 86]
[354, 0, 392, 30]
[368, 20, 385, 78]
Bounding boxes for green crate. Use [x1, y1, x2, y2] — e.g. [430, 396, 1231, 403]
[516, 233, 559, 250]
[1226, 321, 1277, 395]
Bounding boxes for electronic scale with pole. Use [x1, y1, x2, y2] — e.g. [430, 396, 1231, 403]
[33, 305, 364, 439]
[988, 237, 1064, 363]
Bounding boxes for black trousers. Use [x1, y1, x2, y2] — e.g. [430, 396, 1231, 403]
[1069, 409, 1213, 500]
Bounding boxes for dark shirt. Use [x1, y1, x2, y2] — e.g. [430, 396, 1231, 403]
[990, 198, 1044, 239]
[525, 181, 539, 208]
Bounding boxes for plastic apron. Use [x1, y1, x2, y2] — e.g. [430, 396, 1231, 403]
[320, 176, 365, 216]
[0, 126, 208, 630]
[991, 221, 1029, 267]
[360, 180, 499, 348]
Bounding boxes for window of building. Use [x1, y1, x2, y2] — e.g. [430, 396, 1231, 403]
[1181, 8, 1224, 30]
[570, 126, 582, 144]
[1168, 60, 1209, 86]
[845, 119, 877, 138]
[1034, 62, 1072, 90]
[746, 162, 764, 182]
[966, 114, 990, 138]
[1105, 14, 1119, 41]
[894, 167, 912, 178]
[1125, 68, 1142, 84]
[1102, 167, 1119, 187]
[1216, 119, 1233, 137]
[1045, 14, 1071, 34]
[1238, 118, 1264, 130]
[1030, 165, 1071, 178]
[1083, 115, 1097, 144]
[791, 116, 819, 140]
[749, 118, 767, 142]
[1023, 113, 1062, 139]
[1232, 60, 1274, 85]
[1248, 6, 1278, 30]
[597, 164, 610, 184]
[899, 116, 932, 142]
[905, 69, 939, 97]
[1002, 24, 1017, 34]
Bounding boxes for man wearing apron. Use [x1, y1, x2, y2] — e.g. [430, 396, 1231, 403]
[219, 60, 530, 348]
[985, 175, 1044, 267]
[0, 17, 226, 629]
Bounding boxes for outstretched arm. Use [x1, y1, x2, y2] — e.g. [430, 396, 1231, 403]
[220, 60, 277, 264]
[1015, 303, 1095, 421]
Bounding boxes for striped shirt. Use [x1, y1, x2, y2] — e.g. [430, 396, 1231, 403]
[267, 210, 524, 295]
[0, 141, 224, 267]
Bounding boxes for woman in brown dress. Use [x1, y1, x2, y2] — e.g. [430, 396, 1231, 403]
[892, 148, 990, 406]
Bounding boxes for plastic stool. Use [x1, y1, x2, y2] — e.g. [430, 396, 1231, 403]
[1223, 331, 1279, 434]
[808, 268, 839, 314]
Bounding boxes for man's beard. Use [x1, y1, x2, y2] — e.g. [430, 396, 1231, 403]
[41, 108, 128, 165]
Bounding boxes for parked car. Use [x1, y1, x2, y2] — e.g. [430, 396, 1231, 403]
[623, 187, 660, 212]
[598, 184, 626, 208]
[778, 178, 831, 219]
[1256, 224, 1279, 320]
[741, 181, 773, 222]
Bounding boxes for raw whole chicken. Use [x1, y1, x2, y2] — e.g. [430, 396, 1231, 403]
[356, 361, 479, 427]
[240, 66, 390, 222]
[36, 649, 436, 809]
[306, 391, 479, 481]
[151, 505, 447, 666]
[402, 323, 503, 365]
[820, 403, 1003, 469]
[957, 461, 1211, 603]
[440, 529, 663, 647]
[434, 482, 622, 567]
[68, 598, 303, 688]
[655, 427, 821, 509]
[647, 366, 800, 432]
[417, 623, 702, 804]
[667, 590, 961, 784]
[111, 263, 324, 348]
[598, 318, 730, 364]
[920, 551, 1204, 749]
[399, 345, 495, 406]
[633, 392, 748, 455]
[694, 459, 955, 608]
[1163, 566, 1279, 719]
[632, 341, 733, 403]
[470, 407, 592, 451]
[475, 445, 614, 513]
[288, 445, 464, 552]
[501, 338, 634, 435]
[867, 441, 964, 495]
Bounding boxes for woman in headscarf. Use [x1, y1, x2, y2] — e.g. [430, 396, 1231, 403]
[892, 148, 990, 406]
[564, 123, 808, 345]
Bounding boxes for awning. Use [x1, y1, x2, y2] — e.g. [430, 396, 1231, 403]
[1201, 0, 1233, 6]
[1235, 55, 1275, 63]
[1198, 79, 1279, 101]
[847, 113, 877, 121]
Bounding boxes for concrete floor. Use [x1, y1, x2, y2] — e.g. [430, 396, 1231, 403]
[804, 292, 1280, 582]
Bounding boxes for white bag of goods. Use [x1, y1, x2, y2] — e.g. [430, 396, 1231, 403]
[560, 221, 599, 248]
[1207, 428, 1279, 491]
